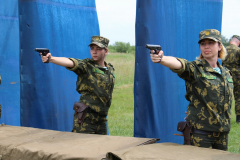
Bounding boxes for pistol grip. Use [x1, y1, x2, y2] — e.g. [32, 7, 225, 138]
[42, 52, 49, 63]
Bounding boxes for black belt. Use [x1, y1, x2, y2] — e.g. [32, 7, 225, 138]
[192, 129, 228, 137]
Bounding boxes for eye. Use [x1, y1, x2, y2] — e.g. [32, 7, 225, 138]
[200, 42, 205, 46]
[209, 41, 214, 45]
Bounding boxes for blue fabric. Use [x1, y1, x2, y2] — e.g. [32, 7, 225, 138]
[0, 0, 20, 126]
[0, 0, 101, 132]
[19, 0, 99, 132]
[134, 0, 223, 143]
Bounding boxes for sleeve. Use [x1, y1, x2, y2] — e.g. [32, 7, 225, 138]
[170, 58, 197, 82]
[66, 58, 86, 75]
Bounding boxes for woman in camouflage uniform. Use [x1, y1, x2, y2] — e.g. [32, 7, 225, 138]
[150, 29, 233, 151]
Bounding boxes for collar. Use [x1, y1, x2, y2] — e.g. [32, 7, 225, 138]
[90, 59, 108, 70]
[199, 59, 222, 73]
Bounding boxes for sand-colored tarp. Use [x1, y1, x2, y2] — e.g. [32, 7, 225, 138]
[0, 125, 158, 160]
[106, 142, 240, 160]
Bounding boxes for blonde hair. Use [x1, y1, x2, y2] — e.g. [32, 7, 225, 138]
[196, 42, 227, 60]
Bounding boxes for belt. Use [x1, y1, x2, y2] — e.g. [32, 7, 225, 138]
[192, 129, 228, 137]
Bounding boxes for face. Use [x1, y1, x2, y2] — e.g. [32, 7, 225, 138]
[199, 39, 222, 60]
[90, 44, 108, 64]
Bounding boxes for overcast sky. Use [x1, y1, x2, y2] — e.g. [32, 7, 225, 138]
[96, 0, 239, 45]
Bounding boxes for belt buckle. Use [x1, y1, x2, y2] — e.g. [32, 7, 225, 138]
[213, 132, 220, 137]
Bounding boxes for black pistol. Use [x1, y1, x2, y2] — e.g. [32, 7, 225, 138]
[35, 48, 50, 63]
[145, 44, 161, 54]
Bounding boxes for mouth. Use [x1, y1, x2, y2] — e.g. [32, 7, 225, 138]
[204, 51, 210, 54]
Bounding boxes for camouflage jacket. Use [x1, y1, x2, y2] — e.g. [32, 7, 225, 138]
[171, 58, 233, 132]
[67, 58, 115, 116]
[222, 44, 240, 75]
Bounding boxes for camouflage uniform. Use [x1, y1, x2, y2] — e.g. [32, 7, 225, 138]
[67, 36, 115, 135]
[222, 38, 240, 117]
[171, 58, 233, 150]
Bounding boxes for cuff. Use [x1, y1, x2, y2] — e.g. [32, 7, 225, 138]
[66, 58, 79, 71]
[170, 58, 185, 75]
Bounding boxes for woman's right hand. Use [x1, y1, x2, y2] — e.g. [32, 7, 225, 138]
[40, 53, 52, 63]
[150, 50, 164, 63]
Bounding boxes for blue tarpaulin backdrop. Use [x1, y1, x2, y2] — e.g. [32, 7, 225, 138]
[134, 0, 223, 144]
[0, 0, 99, 132]
[0, 0, 20, 126]
[1, 0, 223, 142]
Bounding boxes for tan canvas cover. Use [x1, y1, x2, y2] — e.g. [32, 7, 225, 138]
[106, 142, 240, 160]
[0, 125, 158, 160]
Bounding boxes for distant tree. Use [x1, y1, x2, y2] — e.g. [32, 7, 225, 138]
[221, 35, 230, 47]
[108, 42, 135, 54]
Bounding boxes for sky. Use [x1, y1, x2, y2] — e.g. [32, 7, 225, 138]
[96, 0, 239, 46]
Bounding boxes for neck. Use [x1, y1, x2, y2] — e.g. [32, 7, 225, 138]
[97, 61, 106, 67]
[204, 58, 218, 68]
[230, 41, 239, 47]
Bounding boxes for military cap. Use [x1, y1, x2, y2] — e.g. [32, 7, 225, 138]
[232, 35, 240, 41]
[89, 35, 109, 48]
[198, 29, 221, 43]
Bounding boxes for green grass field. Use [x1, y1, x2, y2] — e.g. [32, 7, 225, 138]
[106, 53, 240, 154]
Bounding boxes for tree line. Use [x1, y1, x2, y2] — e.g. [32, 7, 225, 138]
[108, 35, 231, 54]
[108, 42, 135, 54]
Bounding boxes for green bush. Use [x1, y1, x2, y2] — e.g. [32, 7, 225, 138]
[108, 42, 135, 54]
[222, 35, 230, 47]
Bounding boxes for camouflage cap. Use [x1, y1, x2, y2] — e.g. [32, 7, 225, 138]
[232, 35, 240, 41]
[89, 36, 109, 48]
[198, 29, 221, 43]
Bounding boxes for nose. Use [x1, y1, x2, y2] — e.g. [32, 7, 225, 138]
[92, 48, 97, 53]
[204, 42, 210, 48]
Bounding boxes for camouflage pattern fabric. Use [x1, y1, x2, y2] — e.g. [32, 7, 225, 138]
[89, 36, 109, 48]
[222, 44, 240, 116]
[72, 111, 107, 135]
[67, 58, 115, 134]
[171, 58, 233, 132]
[190, 132, 228, 151]
[198, 29, 222, 43]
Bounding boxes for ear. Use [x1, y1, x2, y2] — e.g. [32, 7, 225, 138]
[218, 43, 223, 51]
[105, 48, 109, 55]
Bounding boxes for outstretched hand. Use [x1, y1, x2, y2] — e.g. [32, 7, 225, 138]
[150, 50, 164, 63]
[40, 53, 51, 63]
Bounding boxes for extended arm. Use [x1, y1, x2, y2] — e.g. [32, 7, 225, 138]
[41, 53, 74, 68]
[150, 50, 182, 69]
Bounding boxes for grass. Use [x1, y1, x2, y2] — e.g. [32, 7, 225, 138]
[106, 52, 240, 154]
[228, 100, 240, 153]
[106, 53, 135, 137]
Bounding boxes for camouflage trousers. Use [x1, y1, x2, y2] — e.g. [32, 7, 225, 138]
[72, 109, 108, 135]
[233, 77, 240, 115]
[190, 132, 228, 151]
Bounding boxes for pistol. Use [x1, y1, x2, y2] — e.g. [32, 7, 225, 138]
[145, 44, 161, 54]
[35, 48, 50, 63]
